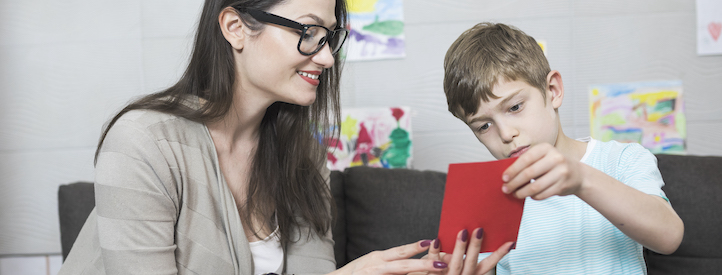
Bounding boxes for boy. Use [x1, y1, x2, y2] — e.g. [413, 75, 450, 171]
[442, 22, 684, 274]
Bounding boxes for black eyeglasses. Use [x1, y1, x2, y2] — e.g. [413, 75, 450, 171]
[239, 8, 349, 56]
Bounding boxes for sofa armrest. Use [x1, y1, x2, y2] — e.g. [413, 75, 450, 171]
[57, 182, 96, 261]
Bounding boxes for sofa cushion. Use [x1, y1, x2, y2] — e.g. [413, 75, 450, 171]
[342, 166, 446, 263]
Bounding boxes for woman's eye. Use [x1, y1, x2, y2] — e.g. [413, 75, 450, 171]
[304, 29, 319, 41]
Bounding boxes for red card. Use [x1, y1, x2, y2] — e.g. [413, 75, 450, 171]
[437, 157, 525, 253]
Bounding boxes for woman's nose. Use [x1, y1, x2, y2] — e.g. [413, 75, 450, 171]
[312, 43, 336, 69]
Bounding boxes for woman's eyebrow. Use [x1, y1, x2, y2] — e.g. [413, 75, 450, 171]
[299, 13, 337, 28]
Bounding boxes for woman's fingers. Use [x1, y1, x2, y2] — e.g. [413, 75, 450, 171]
[474, 241, 515, 274]
[381, 239, 433, 261]
[446, 229, 470, 273]
[423, 239, 445, 275]
[351, 240, 449, 275]
[377, 259, 448, 274]
[427, 238, 441, 260]
[461, 228, 484, 275]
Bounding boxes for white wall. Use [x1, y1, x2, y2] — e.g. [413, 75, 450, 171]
[1, 0, 721, 257]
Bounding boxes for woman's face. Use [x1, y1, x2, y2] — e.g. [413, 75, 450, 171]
[236, 0, 338, 107]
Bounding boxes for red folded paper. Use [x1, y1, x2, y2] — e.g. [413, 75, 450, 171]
[437, 157, 525, 253]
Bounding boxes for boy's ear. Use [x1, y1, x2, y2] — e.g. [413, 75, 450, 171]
[219, 7, 246, 50]
[546, 70, 564, 109]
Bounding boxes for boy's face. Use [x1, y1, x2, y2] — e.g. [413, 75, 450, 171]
[464, 76, 562, 160]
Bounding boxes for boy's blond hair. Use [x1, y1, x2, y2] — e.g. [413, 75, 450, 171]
[443, 22, 550, 120]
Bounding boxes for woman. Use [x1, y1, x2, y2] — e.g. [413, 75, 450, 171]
[59, 0, 512, 274]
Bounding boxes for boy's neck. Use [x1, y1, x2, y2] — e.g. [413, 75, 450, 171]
[554, 131, 588, 161]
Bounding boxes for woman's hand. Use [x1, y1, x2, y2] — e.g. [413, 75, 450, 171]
[332, 240, 449, 275]
[421, 228, 514, 275]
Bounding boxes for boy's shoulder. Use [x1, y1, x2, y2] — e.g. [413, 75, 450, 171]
[584, 138, 659, 178]
[586, 138, 653, 162]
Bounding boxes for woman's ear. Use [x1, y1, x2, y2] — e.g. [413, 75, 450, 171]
[219, 7, 245, 50]
[546, 70, 564, 109]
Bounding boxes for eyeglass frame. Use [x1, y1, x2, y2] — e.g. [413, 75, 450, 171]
[236, 7, 349, 56]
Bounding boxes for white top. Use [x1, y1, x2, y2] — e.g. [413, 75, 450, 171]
[249, 226, 284, 275]
[496, 137, 666, 274]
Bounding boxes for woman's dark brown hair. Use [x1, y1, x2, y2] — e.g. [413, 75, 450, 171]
[94, 0, 347, 247]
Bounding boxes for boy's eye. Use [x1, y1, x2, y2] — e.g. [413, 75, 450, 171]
[510, 103, 522, 112]
[478, 122, 491, 132]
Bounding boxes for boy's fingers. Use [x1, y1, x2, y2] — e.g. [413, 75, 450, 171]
[503, 145, 546, 178]
[504, 149, 557, 196]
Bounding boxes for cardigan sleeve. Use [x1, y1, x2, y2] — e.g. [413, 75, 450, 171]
[284, 161, 337, 274]
[93, 114, 180, 274]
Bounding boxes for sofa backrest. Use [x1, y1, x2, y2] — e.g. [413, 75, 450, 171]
[330, 166, 446, 267]
[644, 154, 722, 274]
[331, 155, 722, 274]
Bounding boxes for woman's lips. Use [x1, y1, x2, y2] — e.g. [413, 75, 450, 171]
[509, 146, 529, 158]
[298, 71, 320, 86]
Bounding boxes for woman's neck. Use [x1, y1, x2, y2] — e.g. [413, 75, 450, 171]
[206, 88, 271, 152]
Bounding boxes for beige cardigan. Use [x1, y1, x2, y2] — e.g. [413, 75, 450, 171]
[59, 105, 336, 274]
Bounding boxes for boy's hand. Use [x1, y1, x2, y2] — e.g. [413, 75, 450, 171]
[501, 143, 586, 200]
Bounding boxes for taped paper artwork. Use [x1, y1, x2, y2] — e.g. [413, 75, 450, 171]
[345, 0, 405, 61]
[589, 81, 686, 154]
[326, 107, 412, 171]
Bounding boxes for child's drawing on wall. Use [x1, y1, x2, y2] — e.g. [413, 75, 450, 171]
[327, 107, 412, 170]
[345, 0, 405, 61]
[590, 80, 686, 154]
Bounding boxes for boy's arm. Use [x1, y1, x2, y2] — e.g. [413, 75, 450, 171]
[502, 143, 684, 255]
[574, 165, 683, 254]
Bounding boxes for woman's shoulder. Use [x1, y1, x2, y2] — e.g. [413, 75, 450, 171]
[113, 109, 204, 136]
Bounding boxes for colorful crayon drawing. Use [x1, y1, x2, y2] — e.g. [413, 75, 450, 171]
[589, 81, 686, 154]
[696, 0, 722, 55]
[326, 107, 412, 171]
[344, 0, 405, 61]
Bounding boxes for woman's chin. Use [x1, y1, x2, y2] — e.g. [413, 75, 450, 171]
[294, 95, 318, 107]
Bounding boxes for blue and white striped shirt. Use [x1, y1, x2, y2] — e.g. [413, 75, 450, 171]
[495, 138, 666, 274]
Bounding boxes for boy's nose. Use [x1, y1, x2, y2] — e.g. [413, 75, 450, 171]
[498, 123, 519, 143]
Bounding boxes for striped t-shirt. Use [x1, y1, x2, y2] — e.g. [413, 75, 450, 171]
[495, 137, 666, 274]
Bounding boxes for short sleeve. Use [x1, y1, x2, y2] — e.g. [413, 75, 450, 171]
[618, 144, 669, 202]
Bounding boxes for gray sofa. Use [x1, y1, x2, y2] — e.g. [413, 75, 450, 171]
[60, 154, 722, 274]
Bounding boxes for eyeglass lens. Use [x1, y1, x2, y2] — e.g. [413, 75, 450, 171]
[300, 27, 348, 55]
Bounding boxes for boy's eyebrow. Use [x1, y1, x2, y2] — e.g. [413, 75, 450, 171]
[466, 89, 524, 124]
[497, 89, 524, 110]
